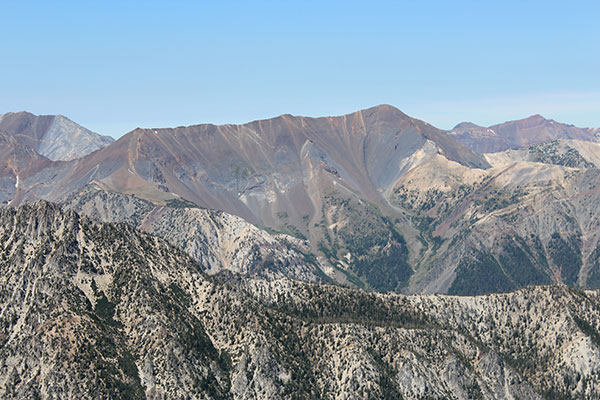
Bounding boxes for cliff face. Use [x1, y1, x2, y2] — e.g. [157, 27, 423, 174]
[2, 202, 600, 399]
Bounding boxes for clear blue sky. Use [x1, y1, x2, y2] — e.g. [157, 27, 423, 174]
[1, 1, 599, 138]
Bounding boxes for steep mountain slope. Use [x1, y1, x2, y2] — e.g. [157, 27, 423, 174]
[2, 105, 489, 292]
[2, 202, 600, 398]
[391, 143, 600, 294]
[0, 111, 113, 161]
[0, 133, 72, 207]
[449, 115, 599, 153]
[0, 202, 230, 398]
[238, 277, 600, 399]
[34, 104, 486, 218]
[62, 184, 326, 282]
[0, 133, 55, 205]
[4, 106, 600, 295]
[313, 139, 600, 294]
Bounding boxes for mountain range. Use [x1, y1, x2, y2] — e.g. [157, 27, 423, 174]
[2, 106, 600, 295]
[449, 114, 600, 153]
[2, 106, 600, 398]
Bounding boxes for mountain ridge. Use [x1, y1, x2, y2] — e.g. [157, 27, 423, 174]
[449, 114, 599, 153]
[2, 201, 600, 398]
[3, 106, 600, 295]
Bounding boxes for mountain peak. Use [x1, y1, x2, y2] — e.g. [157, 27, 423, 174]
[359, 104, 407, 118]
[0, 111, 113, 161]
[521, 114, 548, 123]
[491, 114, 555, 131]
[277, 104, 406, 123]
[452, 122, 482, 130]
[0, 110, 39, 119]
[368, 103, 401, 112]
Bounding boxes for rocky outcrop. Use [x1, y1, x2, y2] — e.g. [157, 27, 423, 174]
[62, 184, 326, 282]
[2, 202, 600, 398]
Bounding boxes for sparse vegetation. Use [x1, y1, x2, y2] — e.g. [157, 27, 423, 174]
[318, 193, 412, 292]
[2, 203, 600, 398]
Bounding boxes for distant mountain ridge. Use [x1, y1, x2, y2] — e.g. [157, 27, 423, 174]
[0, 111, 113, 161]
[449, 114, 599, 153]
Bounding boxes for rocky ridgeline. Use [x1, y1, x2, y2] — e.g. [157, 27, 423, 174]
[61, 184, 325, 282]
[389, 143, 600, 294]
[1, 202, 600, 398]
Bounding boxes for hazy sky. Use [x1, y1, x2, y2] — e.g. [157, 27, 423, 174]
[1, 1, 599, 138]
